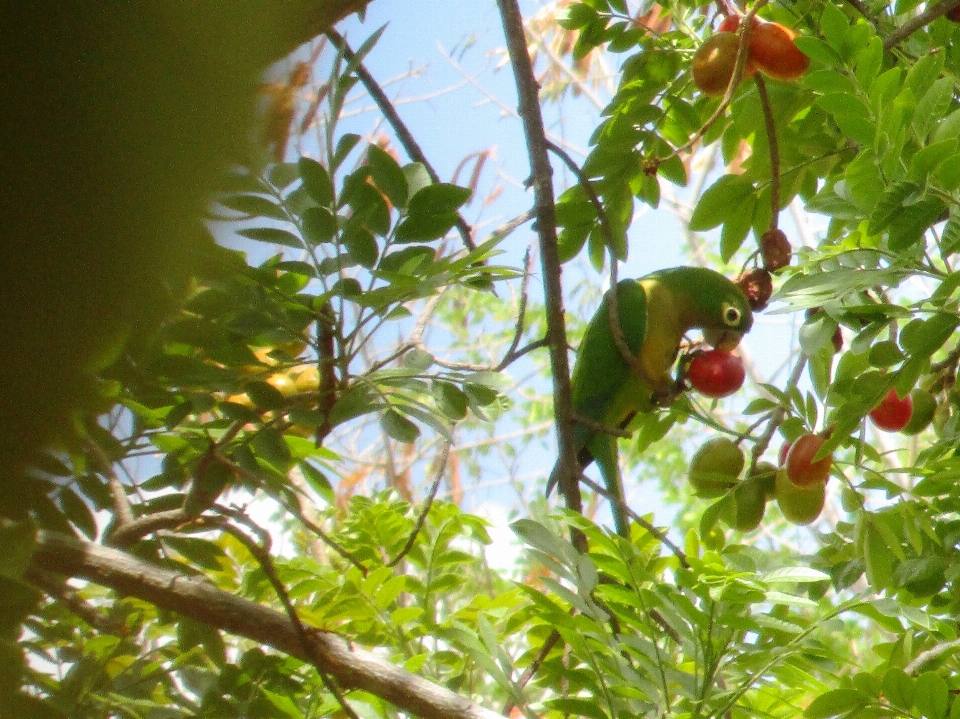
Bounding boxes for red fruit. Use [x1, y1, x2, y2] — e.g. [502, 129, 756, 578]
[749, 22, 810, 81]
[785, 433, 832, 487]
[869, 389, 914, 432]
[949, 6, 960, 22]
[737, 268, 773, 311]
[718, 15, 741, 33]
[687, 350, 746, 398]
[761, 228, 792, 272]
[778, 440, 792, 466]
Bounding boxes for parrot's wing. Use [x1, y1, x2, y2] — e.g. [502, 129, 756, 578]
[545, 281, 649, 515]
[570, 279, 648, 451]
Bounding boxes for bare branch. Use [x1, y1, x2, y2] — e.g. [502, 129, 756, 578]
[325, 29, 476, 252]
[388, 442, 450, 566]
[31, 530, 504, 719]
[884, 0, 960, 49]
[754, 74, 780, 232]
[497, 0, 583, 531]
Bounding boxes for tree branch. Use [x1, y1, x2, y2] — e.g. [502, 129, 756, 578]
[325, 29, 476, 252]
[496, 0, 583, 533]
[883, 0, 960, 49]
[30, 530, 503, 719]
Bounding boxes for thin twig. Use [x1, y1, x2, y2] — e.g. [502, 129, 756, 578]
[842, 0, 884, 32]
[502, 630, 561, 715]
[749, 352, 807, 470]
[26, 567, 125, 635]
[88, 440, 135, 529]
[215, 454, 371, 576]
[498, 247, 535, 366]
[325, 29, 475, 252]
[578, 476, 689, 568]
[388, 442, 450, 567]
[754, 74, 780, 232]
[211, 513, 362, 719]
[669, 2, 766, 160]
[497, 0, 584, 534]
[884, 0, 960, 49]
[905, 637, 960, 675]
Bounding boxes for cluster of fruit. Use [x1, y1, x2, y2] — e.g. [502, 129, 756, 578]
[688, 430, 832, 531]
[692, 15, 810, 96]
[222, 344, 322, 436]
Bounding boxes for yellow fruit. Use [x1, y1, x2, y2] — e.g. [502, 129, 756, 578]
[289, 364, 320, 391]
[276, 340, 308, 359]
[266, 372, 297, 396]
[253, 346, 279, 365]
[225, 392, 255, 408]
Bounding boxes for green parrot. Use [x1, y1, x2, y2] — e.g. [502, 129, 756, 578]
[549, 266, 754, 537]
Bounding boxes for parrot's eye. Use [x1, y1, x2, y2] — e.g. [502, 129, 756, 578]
[722, 304, 742, 326]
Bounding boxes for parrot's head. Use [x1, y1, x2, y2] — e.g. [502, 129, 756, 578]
[658, 267, 754, 350]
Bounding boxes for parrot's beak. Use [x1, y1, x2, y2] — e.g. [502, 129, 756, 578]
[704, 328, 744, 351]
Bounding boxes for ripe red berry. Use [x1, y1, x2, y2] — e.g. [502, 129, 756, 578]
[869, 389, 914, 432]
[785, 433, 832, 487]
[687, 350, 746, 398]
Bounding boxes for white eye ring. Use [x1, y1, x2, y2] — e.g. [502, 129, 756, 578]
[723, 304, 741, 326]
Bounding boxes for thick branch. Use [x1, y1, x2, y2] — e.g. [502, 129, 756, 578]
[496, 0, 583, 525]
[30, 531, 503, 719]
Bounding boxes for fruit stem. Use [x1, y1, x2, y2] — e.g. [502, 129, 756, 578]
[754, 74, 781, 232]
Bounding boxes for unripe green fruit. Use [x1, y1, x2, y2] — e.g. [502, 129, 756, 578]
[902, 389, 937, 435]
[689, 437, 744, 498]
[751, 461, 778, 498]
[725, 478, 766, 531]
[775, 468, 826, 525]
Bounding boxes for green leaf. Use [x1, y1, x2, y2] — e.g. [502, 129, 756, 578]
[402, 162, 433, 199]
[764, 567, 831, 584]
[236, 227, 303, 249]
[793, 36, 841, 66]
[408, 183, 471, 215]
[252, 428, 293, 469]
[820, 2, 851, 51]
[689, 175, 756, 231]
[888, 199, 945, 252]
[0, 518, 37, 579]
[302, 207, 337, 245]
[381, 409, 420, 443]
[881, 668, 915, 711]
[913, 78, 954, 142]
[367, 144, 409, 209]
[900, 313, 959, 356]
[219, 194, 287, 220]
[804, 689, 867, 719]
[298, 157, 334, 206]
[720, 193, 755, 262]
[855, 35, 883, 88]
[341, 223, 379, 268]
